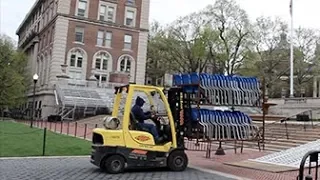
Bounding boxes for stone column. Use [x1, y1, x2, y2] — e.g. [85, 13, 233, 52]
[87, 75, 98, 88]
[318, 78, 320, 98]
[313, 76, 317, 97]
[32, 42, 39, 76]
[56, 64, 70, 86]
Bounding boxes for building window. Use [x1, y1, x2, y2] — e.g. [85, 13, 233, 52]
[77, 0, 87, 17]
[124, 35, 132, 50]
[97, 31, 112, 47]
[98, 3, 116, 22]
[97, 30, 104, 46]
[125, 8, 136, 27]
[95, 58, 101, 69]
[107, 6, 115, 22]
[94, 74, 108, 85]
[95, 52, 110, 70]
[99, 5, 106, 21]
[69, 49, 84, 68]
[75, 27, 84, 43]
[119, 55, 132, 72]
[101, 75, 107, 82]
[126, 0, 135, 5]
[105, 32, 112, 47]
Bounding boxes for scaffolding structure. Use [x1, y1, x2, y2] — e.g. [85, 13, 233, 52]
[55, 85, 108, 121]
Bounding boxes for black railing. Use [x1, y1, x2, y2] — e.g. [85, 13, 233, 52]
[297, 150, 320, 180]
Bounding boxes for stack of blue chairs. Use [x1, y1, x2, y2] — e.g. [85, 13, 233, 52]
[173, 73, 261, 106]
[190, 108, 258, 140]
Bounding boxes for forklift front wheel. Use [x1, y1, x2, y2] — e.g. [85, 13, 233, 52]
[103, 155, 125, 174]
[167, 150, 188, 171]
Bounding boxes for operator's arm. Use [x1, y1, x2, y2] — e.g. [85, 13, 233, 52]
[132, 106, 151, 121]
[140, 109, 152, 120]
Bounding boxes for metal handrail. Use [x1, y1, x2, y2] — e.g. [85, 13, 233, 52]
[297, 150, 320, 180]
[260, 109, 315, 139]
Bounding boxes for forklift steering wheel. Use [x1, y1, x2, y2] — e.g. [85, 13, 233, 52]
[151, 115, 165, 124]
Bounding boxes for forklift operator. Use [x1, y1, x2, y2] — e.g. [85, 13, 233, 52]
[131, 96, 162, 142]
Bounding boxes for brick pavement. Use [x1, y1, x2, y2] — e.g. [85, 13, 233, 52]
[0, 157, 236, 180]
[17, 120, 315, 180]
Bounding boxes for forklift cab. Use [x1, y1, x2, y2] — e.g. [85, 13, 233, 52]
[112, 84, 176, 148]
[90, 84, 188, 174]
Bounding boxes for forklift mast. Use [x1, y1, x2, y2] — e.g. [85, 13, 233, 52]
[167, 87, 193, 149]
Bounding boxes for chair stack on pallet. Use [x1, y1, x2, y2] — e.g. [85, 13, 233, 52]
[173, 73, 262, 153]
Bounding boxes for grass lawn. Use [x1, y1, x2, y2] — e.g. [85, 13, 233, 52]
[0, 121, 92, 157]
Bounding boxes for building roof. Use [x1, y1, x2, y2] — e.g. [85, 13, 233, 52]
[15, 0, 42, 35]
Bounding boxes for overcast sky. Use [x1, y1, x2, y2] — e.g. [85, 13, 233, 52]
[1, 0, 320, 41]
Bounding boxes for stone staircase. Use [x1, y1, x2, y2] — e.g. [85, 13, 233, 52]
[261, 123, 320, 151]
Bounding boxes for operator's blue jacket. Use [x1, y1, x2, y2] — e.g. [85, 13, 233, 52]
[131, 96, 151, 123]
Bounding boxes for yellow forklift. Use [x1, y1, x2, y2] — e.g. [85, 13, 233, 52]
[90, 84, 200, 174]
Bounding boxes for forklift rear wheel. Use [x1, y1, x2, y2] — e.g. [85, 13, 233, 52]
[167, 150, 188, 171]
[103, 155, 125, 174]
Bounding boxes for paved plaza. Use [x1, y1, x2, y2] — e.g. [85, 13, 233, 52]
[15, 120, 314, 180]
[0, 157, 237, 180]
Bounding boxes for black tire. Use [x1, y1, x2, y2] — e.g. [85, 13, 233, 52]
[167, 150, 188, 171]
[103, 155, 125, 174]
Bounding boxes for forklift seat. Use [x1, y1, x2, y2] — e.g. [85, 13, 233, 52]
[129, 112, 149, 132]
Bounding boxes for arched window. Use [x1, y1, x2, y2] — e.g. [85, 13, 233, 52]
[69, 49, 84, 68]
[119, 55, 132, 72]
[95, 51, 110, 70]
[67, 48, 87, 80]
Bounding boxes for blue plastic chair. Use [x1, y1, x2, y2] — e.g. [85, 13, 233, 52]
[181, 73, 193, 93]
[216, 110, 231, 139]
[198, 109, 209, 139]
[190, 72, 200, 93]
[173, 74, 182, 86]
[224, 110, 242, 139]
[209, 110, 218, 139]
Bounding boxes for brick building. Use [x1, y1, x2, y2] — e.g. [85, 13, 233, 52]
[16, 0, 150, 120]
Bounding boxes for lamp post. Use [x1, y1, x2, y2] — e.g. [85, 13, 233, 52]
[30, 73, 39, 128]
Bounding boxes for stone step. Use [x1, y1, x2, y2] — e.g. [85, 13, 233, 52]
[266, 129, 319, 133]
[265, 133, 320, 139]
[267, 129, 320, 134]
[265, 135, 319, 142]
[265, 140, 304, 147]
[265, 131, 320, 137]
[264, 137, 310, 144]
[267, 126, 320, 131]
[255, 123, 317, 129]
[264, 127, 319, 132]
[214, 138, 313, 152]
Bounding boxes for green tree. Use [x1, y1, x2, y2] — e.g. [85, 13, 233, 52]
[250, 16, 290, 92]
[0, 35, 28, 116]
[164, 12, 212, 73]
[146, 21, 172, 85]
[202, 0, 253, 75]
